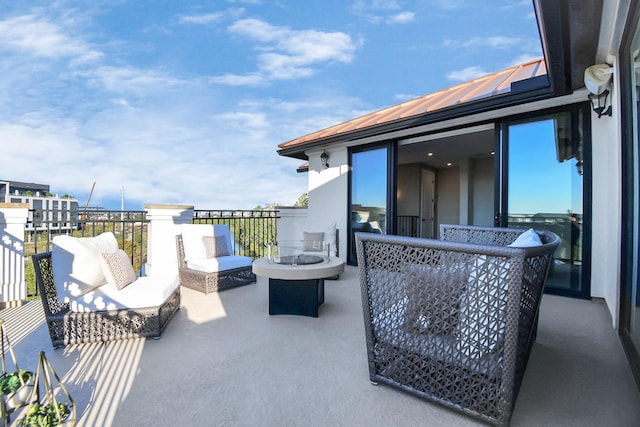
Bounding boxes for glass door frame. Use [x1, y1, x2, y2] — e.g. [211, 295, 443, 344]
[495, 104, 592, 299]
[619, 0, 640, 389]
[347, 142, 397, 265]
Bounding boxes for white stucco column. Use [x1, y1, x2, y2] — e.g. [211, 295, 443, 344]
[275, 206, 309, 242]
[0, 203, 29, 307]
[145, 204, 193, 277]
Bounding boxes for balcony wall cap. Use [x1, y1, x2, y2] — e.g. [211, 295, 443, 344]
[144, 204, 194, 210]
[0, 203, 29, 209]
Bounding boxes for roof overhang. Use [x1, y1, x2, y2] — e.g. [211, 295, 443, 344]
[277, 0, 603, 161]
[278, 80, 552, 160]
[534, 0, 603, 95]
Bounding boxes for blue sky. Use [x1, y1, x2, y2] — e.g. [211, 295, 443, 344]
[0, 0, 542, 210]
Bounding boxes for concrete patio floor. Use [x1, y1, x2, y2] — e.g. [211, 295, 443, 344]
[2, 265, 640, 426]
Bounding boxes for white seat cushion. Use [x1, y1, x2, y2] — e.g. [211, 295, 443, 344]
[70, 274, 179, 312]
[186, 255, 252, 273]
[52, 232, 119, 303]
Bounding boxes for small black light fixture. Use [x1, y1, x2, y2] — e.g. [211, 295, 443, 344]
[584, 64, 614, 118]
[320, 151, 329, 169]
[588, 89, 612, 118]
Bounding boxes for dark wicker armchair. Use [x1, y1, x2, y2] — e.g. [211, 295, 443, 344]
[176, 235, 255, 294]
[355, 225, 560, 426]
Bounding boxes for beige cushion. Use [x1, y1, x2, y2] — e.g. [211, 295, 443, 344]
[51, 232, 119, 302]
[303, 231, 324, 252]
[202, 235, 230, 258]
[100, 250, 136, 290]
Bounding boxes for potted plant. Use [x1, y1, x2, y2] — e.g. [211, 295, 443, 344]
[15, 352, 75, 427]
[0, 369, 34, 410]
[18, 402, 71, 426]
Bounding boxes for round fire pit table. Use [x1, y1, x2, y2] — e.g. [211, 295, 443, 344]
[252, 256, 345, 317]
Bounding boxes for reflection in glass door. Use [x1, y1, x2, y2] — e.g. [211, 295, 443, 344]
[502, 109, 589, 298]
[349, 146, 390, 264]
[620, 7, 640, 388]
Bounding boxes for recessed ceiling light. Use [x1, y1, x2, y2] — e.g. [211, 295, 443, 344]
[491, 151, 495, 155]
[446, 162, 452, 167]
[427, 152, 434, 157]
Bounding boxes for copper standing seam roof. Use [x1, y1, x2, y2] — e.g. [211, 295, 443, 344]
[278, 58, 547, 151]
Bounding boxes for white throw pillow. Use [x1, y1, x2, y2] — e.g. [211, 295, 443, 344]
[100, 250, 137, 290]
[508, 228, 542, 247]
[52, 232, 119, 302]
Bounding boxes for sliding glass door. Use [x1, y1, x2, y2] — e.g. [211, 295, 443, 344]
[348, 145, 394, 264]
[498, 108, 590, 298]
[620, 4, 640, 388]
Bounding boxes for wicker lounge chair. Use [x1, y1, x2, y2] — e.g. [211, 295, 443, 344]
[176, 224, 255, 294]
[355, 224, 560, 426]
[32, 237, 180, 349]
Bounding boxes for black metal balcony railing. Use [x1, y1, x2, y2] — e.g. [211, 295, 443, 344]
[25, 208, 149, 297]
[23, 208, 279, 298]
[396, 215, 419, 237]
[192, 210, 279, 259]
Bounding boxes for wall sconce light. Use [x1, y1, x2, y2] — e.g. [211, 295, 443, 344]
[320, 151, 329, 169]
[588, 90, 612, 118]
[584, 64, 613, 118]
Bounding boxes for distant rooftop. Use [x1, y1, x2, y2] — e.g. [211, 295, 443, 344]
[279, 58, 547, 151]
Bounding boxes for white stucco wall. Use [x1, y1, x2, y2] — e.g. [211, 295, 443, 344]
[471, 157, 495, 226]
[590, 60, 623, 329]
[397, 164, 422, 216]
[281, 148, 349, 260]
[436, 167, 461, 228]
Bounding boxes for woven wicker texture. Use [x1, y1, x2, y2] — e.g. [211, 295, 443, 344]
[356, 225, 560, 426]
[32, 252, 181, 348]
[176, 235, 256, 294]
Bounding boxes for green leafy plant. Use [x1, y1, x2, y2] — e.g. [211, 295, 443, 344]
[19, 402, 70, 427]
[0, 370, 33, 394]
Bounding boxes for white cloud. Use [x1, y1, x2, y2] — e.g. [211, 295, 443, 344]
[213, 18, 362, 85]
[352, 0, 415, 25]
[353, 0, 400, 12]
[0, 14, 101, 63]
[434, 0, 468, 10]
[81, 66, 186, 95]
[387, 12, 415, 24]
[464, 36, 522, 49]
[179, 8, 245, 25]
[446, 66, 488, 81]
[179, 13, 226, 24]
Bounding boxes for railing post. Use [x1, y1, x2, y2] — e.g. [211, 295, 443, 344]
[275, 206, 308, 243]
[145, 204, 193, 277]
[0, 203, 29, 308]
